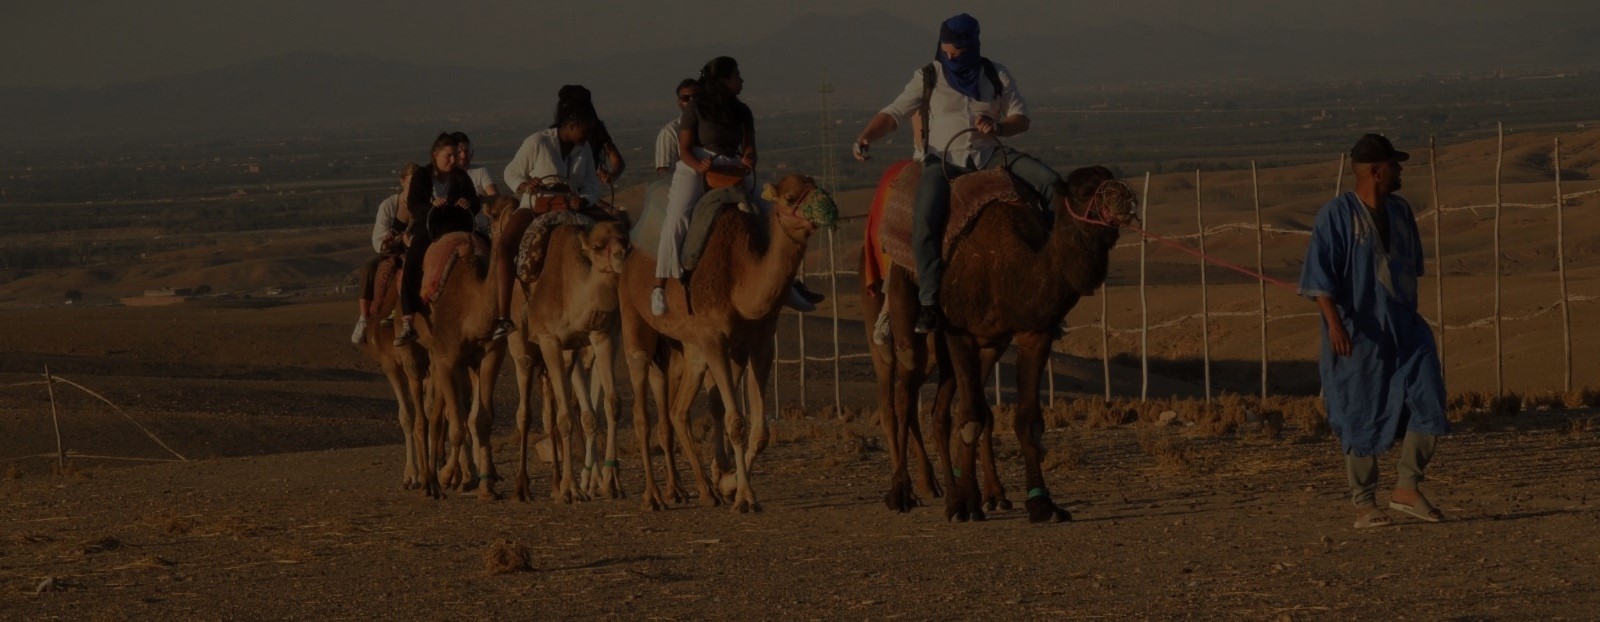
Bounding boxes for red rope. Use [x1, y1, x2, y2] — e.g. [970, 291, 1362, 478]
[1063, 191, 1300, 293]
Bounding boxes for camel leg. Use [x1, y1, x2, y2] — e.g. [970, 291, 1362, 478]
[381, 361, 420, 490]
[702, 345, 758, 513]
[659, 348, 690, 504]
[943, 329, 988, 522]
[538, 366, 563, 502]
[883, 272, 923, 513]
[458, 368, 481, 492]
[707, 386, 734, 498]
[927, 355, 957, 502]
[537, 337, 582, 503]
[743, 340, 774, 471]
[510, 339, 537, 503]
[1014, 332, 1071, 523]
[568, 351, 601, 499]
[625, 342, 666, 511]
[437, 367, 471, 491]
[590, 331, 624, 499]
[977, 347, 1012, 512]
[668, 349, 719, 507]
[419, 365, 449, 499]
[469, 347, 505, 501]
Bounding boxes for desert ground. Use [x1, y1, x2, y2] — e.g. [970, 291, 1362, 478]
[3, 128, 1600, 619]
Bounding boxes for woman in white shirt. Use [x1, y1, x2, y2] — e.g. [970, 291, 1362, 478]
[491, 87, 604, 340]
[350, 164, 417, 344]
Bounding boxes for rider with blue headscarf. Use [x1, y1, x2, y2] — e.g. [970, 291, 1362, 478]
[852, 13, 1063, 334]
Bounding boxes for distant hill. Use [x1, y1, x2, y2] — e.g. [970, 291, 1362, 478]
[3, 9, 1598, 146]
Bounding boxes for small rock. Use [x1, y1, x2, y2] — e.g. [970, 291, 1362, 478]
[1158, 411, 1180, 425]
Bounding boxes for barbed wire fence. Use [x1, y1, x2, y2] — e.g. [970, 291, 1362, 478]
[770, 127, 1597, 416]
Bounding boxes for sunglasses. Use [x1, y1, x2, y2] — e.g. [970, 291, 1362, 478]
[678, 94, 694, 102]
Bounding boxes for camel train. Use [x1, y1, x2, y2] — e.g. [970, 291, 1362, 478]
[356, 155, 1139, 524]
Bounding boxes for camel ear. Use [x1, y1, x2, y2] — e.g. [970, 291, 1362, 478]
[761, 183, 779, 203]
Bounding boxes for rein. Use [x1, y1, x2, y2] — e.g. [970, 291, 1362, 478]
[1064, 181, 1299, 292]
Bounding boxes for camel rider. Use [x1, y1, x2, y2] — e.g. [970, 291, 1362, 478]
[394, 133, 482, 346]
[490, 87, 605, 341]
[655, 78, 700, 175]
[853, 13, 1065, 334]
[451, 131, 499, 240]
[351, 163, 418, 344]
[651, 56, 820, 317]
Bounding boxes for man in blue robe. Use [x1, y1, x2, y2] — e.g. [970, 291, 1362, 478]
[1299, 134, 1450, 528]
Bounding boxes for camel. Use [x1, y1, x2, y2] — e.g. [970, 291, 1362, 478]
[412, 196, 517, 500]
[357, 261, 430, 490]
[619, 174, 836, 513]
[505, 217, 630, 504]
[883, 165, 1136, 523]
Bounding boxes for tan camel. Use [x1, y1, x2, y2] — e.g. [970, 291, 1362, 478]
[506, 219, 630, 504]
[885, 166, 1135, 522]
[413, 196, 516, 500]
[358, 265, 430, 490]
[619, 174, 836, 513]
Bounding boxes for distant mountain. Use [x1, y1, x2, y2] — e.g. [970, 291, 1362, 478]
[3, 9, 1597, 147]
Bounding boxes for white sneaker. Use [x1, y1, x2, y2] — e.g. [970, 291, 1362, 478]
[650, 286, 667, 316]
[872, 308, 891, 345]
[350, 316, 368, 344]
[781, 283, 817, 313]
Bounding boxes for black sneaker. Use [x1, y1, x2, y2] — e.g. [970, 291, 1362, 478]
[393, 320, 418, 346]
[914, 305, 939, 334]
[490, 317, 515, 341]
[792, 280, 825, 304]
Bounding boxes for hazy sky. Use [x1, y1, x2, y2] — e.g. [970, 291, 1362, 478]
[6, 0, 1590, 88]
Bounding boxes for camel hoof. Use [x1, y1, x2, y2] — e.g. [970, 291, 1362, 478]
[1025, 496, 1072, 523]
[984, 495, 1013, 512]
[732, 500, 762, 514]
[477, 485, 502, 502]
[915, 478, 943, 500]
[717, 473, 739, 499]
[696, 491, 722, 508]
[883, 477, 918, 513]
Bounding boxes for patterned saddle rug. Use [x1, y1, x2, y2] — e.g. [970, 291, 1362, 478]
[421, 232, 488, 305]
[515, 210, 595, 282]
[878, 166, 1037, 276]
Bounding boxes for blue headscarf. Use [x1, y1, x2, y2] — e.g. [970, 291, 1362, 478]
[935, 13, 983, 100]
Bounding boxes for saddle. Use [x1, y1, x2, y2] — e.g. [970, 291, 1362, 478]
[634, 183, 755, 273]
[877, 166, 1045, 276]
[703, 165, 748, 191]
[515, 210, 596, 282]
[532, 184, 582, 215]
[421, 232, 489, 304]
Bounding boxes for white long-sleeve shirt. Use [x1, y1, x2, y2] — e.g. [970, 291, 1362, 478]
[879, 61, 1028, 169]
[370, 193, 403, 254]
[654, 118, 682, 170]
[502, 127, 603, 208]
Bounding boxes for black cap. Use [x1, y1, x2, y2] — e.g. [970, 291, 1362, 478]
[1350, 134, 1409, 164]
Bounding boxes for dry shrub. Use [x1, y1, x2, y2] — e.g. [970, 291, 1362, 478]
[1491, 392, 1523, 417]
[1462, 391, 1489, 411]
[1566, 417, 1592, 439]
[484, 540, 532, 575]
[1135, 426, 1192, 474]
[1044, 431, 1086, 472]
[1192, 401, 1243, 437]
[1527, 391, 1565, 412]
[1566, 387, 1600, 410]
[1284, 398, 1329, 439]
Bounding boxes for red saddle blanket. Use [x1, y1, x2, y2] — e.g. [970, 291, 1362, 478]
[422, 232, 488, 304]
[876, 166, 1028, 276]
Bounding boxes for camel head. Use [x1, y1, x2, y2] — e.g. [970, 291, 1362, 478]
[484, 195, 519, 238]
[579, 219, 630, 275]
[1064, 166, 1139, 227]
[762, 174, 838, 242]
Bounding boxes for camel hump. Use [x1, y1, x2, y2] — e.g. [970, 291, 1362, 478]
[421, 232, 488, 305]
[515, 210, 595, 282]
[880, 165, 1042, 274]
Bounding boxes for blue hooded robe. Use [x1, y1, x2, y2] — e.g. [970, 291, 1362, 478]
[1298, 192, 1450, 456]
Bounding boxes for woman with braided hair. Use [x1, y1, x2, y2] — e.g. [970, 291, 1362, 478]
[650, 56, 819, 317]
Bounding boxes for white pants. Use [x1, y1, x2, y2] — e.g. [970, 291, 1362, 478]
[654, 150, 758, 280]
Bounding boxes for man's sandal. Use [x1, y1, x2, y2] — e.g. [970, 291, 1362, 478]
[1354, 507, 1394, 529]
[1389, 495, 1446, 523]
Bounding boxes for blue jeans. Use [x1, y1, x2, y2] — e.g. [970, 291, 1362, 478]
[911, 150, 1064, 306]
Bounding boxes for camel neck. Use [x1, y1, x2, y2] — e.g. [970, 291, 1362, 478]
[730, 209, 807, 318]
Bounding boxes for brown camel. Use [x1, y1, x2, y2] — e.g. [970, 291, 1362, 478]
[619, 174, 835, 513]
[862, 252, 1015, 513]
[885, 166, 1136, 522]
[413, 196, 517, 500]
[506, 219, 630, 504]
[357, 263, 430, 490]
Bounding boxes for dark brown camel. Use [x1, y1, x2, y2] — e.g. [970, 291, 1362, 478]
[885, 166, 1135, 522]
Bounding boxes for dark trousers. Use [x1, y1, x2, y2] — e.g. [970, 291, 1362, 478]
[911, 150, 1064, 306]
[399, 236, 432, 316]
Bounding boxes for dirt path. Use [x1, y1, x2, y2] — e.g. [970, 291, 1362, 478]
[4, 413, 1597, 620]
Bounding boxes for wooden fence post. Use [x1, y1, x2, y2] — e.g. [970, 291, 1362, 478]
[1555, 137, 1571, 393]
[1195, 170, 1212, 403]
[1430, 137, 1446, 384]
[1101, 284, 1111, 403]
[1139, 172, 1151, 402]
[1493, 122, 1504, 399]
[45, 366, 64, 471]
[1252, 162, 1268, 402]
